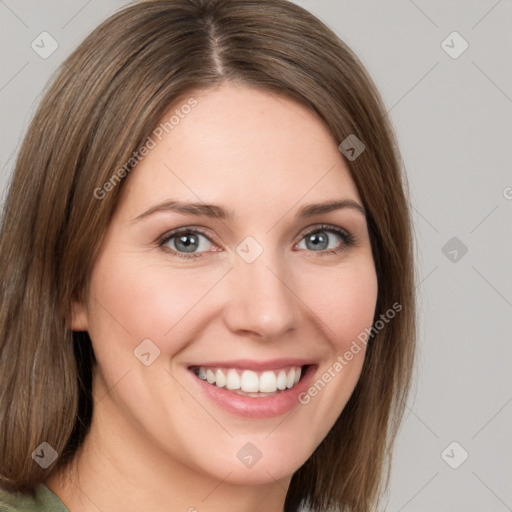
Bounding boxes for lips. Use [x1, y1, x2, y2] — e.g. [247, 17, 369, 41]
[188, 361, 317, 418]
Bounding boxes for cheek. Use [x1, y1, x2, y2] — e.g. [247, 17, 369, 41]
[86, 249, 230, 357]
[283, 259, 377, 445]
[300, 260, 378, 349]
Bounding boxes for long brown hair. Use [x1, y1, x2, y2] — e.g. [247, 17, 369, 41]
[0, 1, 415, 511]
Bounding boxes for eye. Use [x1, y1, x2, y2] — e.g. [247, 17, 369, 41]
[159, 228, 217, 259]
[295, 224, 355, 255]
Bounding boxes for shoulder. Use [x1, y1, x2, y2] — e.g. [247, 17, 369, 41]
[0, 484, 69, 512]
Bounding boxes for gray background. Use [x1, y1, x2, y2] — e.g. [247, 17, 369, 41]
[1, 1, 511, 511]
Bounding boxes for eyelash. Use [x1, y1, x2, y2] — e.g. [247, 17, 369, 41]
[157, 224, 356, 260]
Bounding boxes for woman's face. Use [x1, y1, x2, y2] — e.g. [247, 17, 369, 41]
[73, 84, 378, 485]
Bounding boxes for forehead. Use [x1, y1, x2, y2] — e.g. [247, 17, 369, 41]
[118, 84, 361, 221]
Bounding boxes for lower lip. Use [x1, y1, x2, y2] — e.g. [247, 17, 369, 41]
[189, 365, 316, 418]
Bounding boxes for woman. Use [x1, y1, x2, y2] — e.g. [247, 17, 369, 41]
[0, 1, 415, 511]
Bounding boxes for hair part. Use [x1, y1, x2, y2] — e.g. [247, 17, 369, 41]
[0, 1, 415, 511]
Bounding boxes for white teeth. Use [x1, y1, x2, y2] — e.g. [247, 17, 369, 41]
[215, 369, 226, 388]
[286, 368, 296, 388]
[194, 365, 304, 393]
[276, 370, 287, 390]
[259, 371, 277, 393]
[240, 370, 259, 392]
[226, 369, 241, 390]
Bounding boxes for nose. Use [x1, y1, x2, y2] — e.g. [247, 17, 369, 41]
[222, 252, 299, 340]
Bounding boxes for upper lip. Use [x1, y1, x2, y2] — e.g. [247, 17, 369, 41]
[188, 358, 315, 371]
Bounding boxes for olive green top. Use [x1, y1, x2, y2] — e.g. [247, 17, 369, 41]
[0, 484, 69, 512]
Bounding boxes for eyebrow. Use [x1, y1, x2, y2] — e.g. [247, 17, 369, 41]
[132, 198, 366, 223]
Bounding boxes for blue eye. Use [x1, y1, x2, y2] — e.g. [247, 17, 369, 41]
[296, 225, 354, 255]
[160, 229, 214, 259]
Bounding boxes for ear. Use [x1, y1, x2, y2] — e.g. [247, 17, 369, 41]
[69, 299, 89, 331]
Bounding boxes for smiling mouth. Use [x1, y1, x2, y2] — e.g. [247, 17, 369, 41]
[190, 365, 308, 397]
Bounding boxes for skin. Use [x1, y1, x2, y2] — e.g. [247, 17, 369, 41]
[47, 83, 378, 512]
